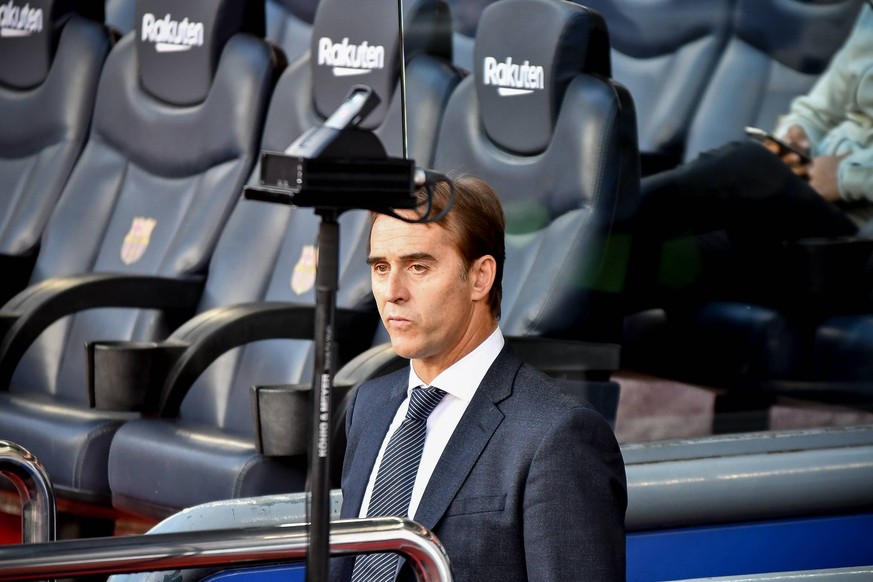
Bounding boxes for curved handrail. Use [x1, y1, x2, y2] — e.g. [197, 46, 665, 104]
[0, 517, 453, 582]
[0, 440, 56, 544]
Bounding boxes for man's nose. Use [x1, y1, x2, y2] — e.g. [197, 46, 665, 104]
[384, 270, 408, 303]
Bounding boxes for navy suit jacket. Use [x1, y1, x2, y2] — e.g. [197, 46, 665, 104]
[333, 346, 627, 581]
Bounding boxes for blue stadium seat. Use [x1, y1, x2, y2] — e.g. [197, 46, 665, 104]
[621, 0, 867, 424]
[432, 0, 640, 346]
[580, 0, 734, 175]
[0, 2, 111, 305]
[0, 0, 277, 505]
[103, 0, 461, 519]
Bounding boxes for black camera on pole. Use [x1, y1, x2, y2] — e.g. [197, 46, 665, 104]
[244, 85, 419, 213]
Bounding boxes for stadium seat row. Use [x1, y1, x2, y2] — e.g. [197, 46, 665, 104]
[602, 0, 872, 412]
[0, 0, 636, 523]
[450, 0, 872, 408]
[1, 0, 869, 528]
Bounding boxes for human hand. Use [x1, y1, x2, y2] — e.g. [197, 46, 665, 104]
[766, 124, 811, 176]
[808, 154, 847, 202]
[780, 124, 811, 154]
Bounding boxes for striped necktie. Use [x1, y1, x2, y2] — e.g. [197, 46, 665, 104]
[350, 385, 447, 582]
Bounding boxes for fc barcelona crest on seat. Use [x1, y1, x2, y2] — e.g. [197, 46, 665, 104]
[121, 216, 157, 265]
[291, 245, 318, 295]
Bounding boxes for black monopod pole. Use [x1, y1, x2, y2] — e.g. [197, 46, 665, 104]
[306, 208, 340, 582]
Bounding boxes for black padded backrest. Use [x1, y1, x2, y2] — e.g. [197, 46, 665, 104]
[580, 0, 733, 159]
[0, 0, 103, 89]
[0, 3, 111, 282]
[11, 0, 275, 404]
[683, 0, 864, 161]
[310, 0, 452, 129]
[474, 0, 609, 156]
[135, 0, 265, 106]
[256, 0, 456, 165]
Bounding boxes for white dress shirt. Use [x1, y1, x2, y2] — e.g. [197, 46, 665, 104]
[358, 327, 505, 519]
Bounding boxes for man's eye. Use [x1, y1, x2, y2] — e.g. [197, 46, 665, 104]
[410, 264, 427, 273]
[373, 264, 388, 274]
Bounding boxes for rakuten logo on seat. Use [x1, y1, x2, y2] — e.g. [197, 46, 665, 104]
[317, 36, 385, 77]
[141, 12, 205, 53]
[483, 56, 544, 96]
[0, 1, 43, 38]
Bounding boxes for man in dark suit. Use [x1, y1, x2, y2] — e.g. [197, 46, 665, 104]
[334, 177, 627, 581]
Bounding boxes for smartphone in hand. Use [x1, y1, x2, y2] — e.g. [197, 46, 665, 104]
[745, 126, 811, 164]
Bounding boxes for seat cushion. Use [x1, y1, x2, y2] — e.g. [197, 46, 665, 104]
[108, 418, 307, 516]
[0, 392, 134, 501]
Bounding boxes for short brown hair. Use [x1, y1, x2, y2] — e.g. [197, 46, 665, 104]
[373, 176, 506, 320]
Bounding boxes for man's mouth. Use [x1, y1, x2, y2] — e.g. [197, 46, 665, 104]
[386, 316, 412, 329]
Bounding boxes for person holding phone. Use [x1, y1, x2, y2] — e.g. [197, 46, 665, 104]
[767, 15, 873, 208]
[623, 3, 872, 309]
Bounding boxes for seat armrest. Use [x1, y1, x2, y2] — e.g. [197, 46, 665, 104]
[0, 273, 203, 391]
[150, 302, 378, 417]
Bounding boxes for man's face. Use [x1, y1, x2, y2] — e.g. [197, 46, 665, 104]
[368, 214, 489, 374]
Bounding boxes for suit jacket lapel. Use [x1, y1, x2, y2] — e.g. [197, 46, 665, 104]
[413, 346, 521, 531]
[342, 373, 408, 518]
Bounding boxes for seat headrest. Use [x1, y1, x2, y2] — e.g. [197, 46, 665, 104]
[474, 0, 610, 155]
[0, 0, 104, 89]
[310, 0, 452, 129]
[136, 0, 265, 106]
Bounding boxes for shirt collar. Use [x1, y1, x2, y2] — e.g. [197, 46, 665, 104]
[407, 327, 505, 402]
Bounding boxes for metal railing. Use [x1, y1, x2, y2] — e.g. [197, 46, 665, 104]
[0, 516, 453, 582]
[0, 440, 56, 545]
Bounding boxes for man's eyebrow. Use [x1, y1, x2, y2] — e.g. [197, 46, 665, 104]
[366, 252, 437, 265]
[401, 252, 437, 262]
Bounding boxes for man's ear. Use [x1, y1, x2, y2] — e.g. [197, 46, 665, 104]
[470, 255, 496, 301]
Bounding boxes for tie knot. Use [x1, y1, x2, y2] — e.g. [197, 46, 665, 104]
[406, 386, 446, 421]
